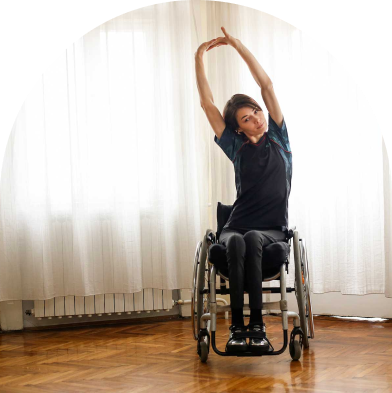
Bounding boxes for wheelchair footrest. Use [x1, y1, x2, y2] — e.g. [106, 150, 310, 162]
[225, 345, 273, 356]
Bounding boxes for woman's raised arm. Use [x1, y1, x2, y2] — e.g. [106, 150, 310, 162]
[195, 39, 217, 107]
[208, 27, 284, 128]
[195, 40, 226, 139]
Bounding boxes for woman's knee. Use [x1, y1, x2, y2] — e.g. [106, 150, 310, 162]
[226, 233, 246, 252]
[243, 230, 264, 248]
[227, 233, 245, 247]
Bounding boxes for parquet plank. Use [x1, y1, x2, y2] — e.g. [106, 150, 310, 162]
[0, 315, 392, 392]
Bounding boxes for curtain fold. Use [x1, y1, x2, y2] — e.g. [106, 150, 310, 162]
[0, 2, 209, 300]
[383, 137, 392, 298]
[0, 0, 389, 301]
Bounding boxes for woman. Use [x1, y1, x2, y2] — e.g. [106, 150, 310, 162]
[195, 27, 292, 354]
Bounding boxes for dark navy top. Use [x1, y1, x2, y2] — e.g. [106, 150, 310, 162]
[214, 113, 292, 231]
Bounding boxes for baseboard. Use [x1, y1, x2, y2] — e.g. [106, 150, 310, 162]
[18, 314, 183, 332]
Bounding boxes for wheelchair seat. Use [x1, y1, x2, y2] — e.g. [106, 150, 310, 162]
[208, 241, 290, 281]
[209, 202, 293, 281]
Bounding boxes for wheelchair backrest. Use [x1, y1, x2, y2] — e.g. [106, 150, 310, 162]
[216, 202, 233, 241]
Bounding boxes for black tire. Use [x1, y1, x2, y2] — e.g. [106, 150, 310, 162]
[289, 340, 302, 361]
[192, 230, 213, 341]
[199, 341, 209, 363]
[300, 239, 315, 341]
[191, 241, 202, 340]
[293, 231, 309, 348]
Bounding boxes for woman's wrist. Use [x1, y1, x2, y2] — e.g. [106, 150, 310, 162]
[232, 38, 242, 51]
[195, 55, 205, 68]
[195, 50, 205, 60]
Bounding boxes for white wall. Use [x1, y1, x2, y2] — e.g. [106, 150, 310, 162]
[180, 290, 392, 319]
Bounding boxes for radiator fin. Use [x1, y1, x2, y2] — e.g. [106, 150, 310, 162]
[34, 289, 173, 318]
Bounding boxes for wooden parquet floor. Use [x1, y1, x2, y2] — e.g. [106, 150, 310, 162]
[0, 315, 392, 392]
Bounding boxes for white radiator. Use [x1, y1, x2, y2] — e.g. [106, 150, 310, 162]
[33, 289, 173, 319]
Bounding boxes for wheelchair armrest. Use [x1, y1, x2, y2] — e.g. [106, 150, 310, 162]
[286, 226, 296, 240]
[205, 228, 216, 244]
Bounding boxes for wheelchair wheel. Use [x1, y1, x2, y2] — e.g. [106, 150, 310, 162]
[191, 241, 202, 340]
[191, 231, 212, 341]
[300, 238, 315, 341]
[293, 231, 310, 348]
[198, 340, 209, 363]
[289, 340, 302, 361]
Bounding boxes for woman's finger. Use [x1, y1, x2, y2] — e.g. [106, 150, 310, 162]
[207, 42, 227, 51]
[207, 43, 220, 50]
[221, 27, 234, 43]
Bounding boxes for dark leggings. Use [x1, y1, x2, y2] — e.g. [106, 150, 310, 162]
[219, 227, 286, 310]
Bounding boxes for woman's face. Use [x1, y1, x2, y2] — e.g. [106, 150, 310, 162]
[235, 106, 267, 138]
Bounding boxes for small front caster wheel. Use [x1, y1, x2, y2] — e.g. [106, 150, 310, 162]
[199, 341, 209, 363]
[289, 340, 302, 361]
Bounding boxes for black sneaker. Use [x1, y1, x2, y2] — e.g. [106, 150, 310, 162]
[225, 325, 248, 353]
[248, 323, 271, 353]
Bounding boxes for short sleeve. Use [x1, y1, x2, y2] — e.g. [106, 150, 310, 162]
[214, 125, 245, 162]
[267, 113, 290, 152]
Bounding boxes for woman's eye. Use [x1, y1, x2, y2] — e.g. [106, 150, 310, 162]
[244, 110, 257, 122]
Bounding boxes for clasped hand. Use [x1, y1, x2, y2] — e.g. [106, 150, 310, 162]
[195, 27, 239, 57]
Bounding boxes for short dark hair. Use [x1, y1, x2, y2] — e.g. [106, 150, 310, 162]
[223, 94, 263, 135]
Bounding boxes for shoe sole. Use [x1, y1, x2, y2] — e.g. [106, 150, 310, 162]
[248, 344, 272, 354]
[225, 345, 248, 354]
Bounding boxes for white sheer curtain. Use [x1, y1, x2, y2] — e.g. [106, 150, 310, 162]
[0, 0, 390, 302]
[0, 1, 209, 301]
[204, 1, 387, 296]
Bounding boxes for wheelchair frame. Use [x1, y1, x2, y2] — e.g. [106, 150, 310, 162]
[191, 227, 314, 362]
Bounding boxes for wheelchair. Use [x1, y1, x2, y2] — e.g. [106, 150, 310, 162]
[191, 202, 314, 362]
